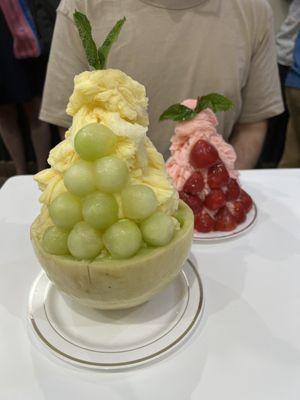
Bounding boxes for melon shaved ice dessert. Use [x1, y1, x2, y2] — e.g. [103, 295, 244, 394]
[162, 97, 253, 233]
[30, 14, 193, 310]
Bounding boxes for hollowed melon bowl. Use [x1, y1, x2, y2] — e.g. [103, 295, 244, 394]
[30, 201, 194, 310]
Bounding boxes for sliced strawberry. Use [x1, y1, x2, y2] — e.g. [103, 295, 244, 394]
[239, 190, 253, 212]
[204, 189, 226, 211]
[194, 210, 215, 233]
[207, 162, 230, 189]
[215, 207, 237, 232]
[224, 178, 241, 201]
[179, 192, 203, 214]
[231, 200, 246, 224]
[189, 140, 219, 169]
[183, 171, 204, 195]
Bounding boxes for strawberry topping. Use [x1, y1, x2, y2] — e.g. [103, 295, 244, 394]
[239, 190, 253, 212]
[214, 207, 237, 231]
[224, 178, 240, 201]
[204, 189, 226, 210]
[194, 210, 215, 233]
[176, 124, 254, 234]
[179, 192, 203, 214]
[230, 200, 247, 224]
[207, 162, 230, 189]
[183, 171, 204, 194]
[190, 140, 219, 169]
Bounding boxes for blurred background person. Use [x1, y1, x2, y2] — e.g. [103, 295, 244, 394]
[28, 0, 59, 53]
[258, 0, 300, 168]
[0, 0, 58, 175]
[39, 0, 284, 170]
[280, 30, 300, 167]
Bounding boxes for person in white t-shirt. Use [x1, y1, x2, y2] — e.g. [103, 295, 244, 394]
[40, 0, 284, 169]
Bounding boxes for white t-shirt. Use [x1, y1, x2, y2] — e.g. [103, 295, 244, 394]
[40, 0, 283, 157]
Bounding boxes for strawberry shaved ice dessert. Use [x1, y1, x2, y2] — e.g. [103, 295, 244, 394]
[166, 98, 253, 233]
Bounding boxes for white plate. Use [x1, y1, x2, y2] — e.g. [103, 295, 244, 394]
[28, 259, 204, 370]
[193, 202, 257, 243]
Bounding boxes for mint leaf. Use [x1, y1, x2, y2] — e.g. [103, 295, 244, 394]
[73, 12, 126, 70]
[73, 11, 100, 69]
[195, 93, 233, 113]
[98, 17, 126, 69]
[159, 93, 234, 123]
[159, 104, 196, 122]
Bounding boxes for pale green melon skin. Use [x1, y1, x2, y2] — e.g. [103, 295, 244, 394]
[30, 201, 194, 310]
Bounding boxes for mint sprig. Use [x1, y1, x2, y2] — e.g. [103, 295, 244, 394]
[159, 104, 196, 122]
[98, 17, 126, 69]
[159, 93, 234, 122]
[73, 11, 100, 69]
[73, 11, 126, 70]
[195, 93, 234, 114]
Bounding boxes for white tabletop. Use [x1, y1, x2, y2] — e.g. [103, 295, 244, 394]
[0, 170, 300, 400]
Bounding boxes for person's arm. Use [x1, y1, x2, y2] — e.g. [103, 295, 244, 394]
[234, 1, 283, 162]
[33, 0, 59, 52]
[230, 120, 267, 169]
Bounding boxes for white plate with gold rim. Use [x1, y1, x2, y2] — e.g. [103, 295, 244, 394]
[193, 202, 257, 243]
[28, 259, 204, 370]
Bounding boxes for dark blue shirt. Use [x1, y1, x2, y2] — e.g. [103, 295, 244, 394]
[286, 31, 300, 89]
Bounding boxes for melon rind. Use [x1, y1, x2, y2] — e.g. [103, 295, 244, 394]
[30, 201, 194, 310]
